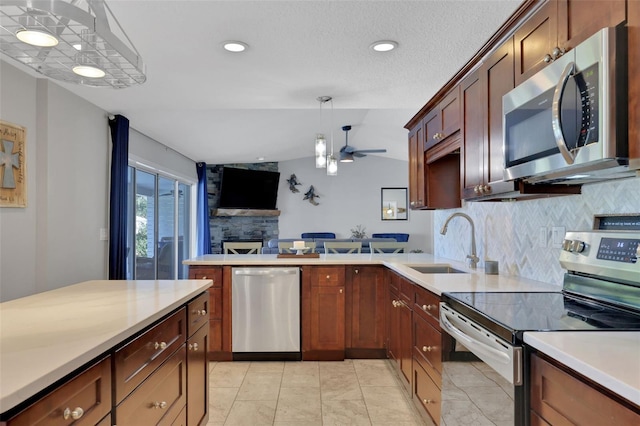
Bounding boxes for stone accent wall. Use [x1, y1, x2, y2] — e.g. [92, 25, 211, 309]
[206, 163, 279, 253]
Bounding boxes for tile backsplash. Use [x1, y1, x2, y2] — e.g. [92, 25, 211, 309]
[434, 176, 640, 287]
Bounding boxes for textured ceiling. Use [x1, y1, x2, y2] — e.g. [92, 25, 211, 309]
[8, 0, 522, 164]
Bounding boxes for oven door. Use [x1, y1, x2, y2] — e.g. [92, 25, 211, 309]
[439, 303, 524, 425]
[440, 303, 522, 385]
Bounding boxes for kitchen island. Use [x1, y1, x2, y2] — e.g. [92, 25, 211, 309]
[0, 279, 212, 424]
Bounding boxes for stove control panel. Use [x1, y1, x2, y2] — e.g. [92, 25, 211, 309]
[560, 231, 640, 284]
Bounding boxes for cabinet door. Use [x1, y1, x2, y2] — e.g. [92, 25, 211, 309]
[514, 0, 558, 85]
[346, 266, 385, 350]
[398, 299, 413, 394]
[310, 285, 345, 351]
[423, 109, 441, 151]
[530, 353, 640, 425]
[483, 39, 515, 188]
[424, 88, 460, 150]
[408, 124, 425, 209]
[461, 69, 484, 199]
[187, 325, 209, 426]
[557, 0, 625, 51]
[387, 286, 401, 366]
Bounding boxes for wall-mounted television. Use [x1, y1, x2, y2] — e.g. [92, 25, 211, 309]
[218, 167, 280, 210]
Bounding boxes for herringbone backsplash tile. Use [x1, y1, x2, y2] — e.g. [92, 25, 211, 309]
[434, 177, 640, 287]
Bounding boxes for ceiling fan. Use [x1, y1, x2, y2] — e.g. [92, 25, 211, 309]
[339, 125, 387, 162]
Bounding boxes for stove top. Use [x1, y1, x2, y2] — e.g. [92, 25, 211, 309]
[441, 291, 640, 344]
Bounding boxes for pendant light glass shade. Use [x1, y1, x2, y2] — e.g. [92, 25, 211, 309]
[327, 155, 338, 176]
[315, 134, 327, 168]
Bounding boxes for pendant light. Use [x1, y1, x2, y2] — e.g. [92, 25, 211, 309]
[324, 96, 338, 176]
[315, 96, 331, 169]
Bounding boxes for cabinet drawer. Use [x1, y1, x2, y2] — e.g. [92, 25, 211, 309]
[413, 315, 442, 379]
[187, 292, 209, 336]
[116, 346, 187, 426]
[399, 277, 414, 304]
[114, 308, 186, 403]
[414, 285, 440, 327]
[5, 357, 111, 426]
[188, 266, 221, 288]
[310, 267, 344, 287]
[414, 361, 441, 425]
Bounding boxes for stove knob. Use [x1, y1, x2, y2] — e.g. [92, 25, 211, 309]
[571, 240, 586, 253]
[562, 239, 573, 251]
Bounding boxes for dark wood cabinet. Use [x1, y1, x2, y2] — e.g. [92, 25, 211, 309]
[302, 266, 346, 360]
[423, 87, 461, 151]
[387, 272, 413, 394]
[408, 123, 426, 210]
[530, 353, 640, 425]
[188, 265, 229, 361]
[186, 324, 209, 426]
[345, 266, 386, 357]
[460, 69, 485, 199]
[515, 0, 625, 85]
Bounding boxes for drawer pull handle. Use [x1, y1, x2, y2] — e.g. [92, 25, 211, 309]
[422, 346, 433, 352]
[423, 398, 433, 404]
[63, 407, 84, 420]
[154, 341, 167, 350]
[189, 343, 199, 351]
[326, 275, 331, 279]
[201, 276, 207, 279]
[195, 309, 207, 316]
[422, 304, 434, 311]
[152, 401, 168, 409]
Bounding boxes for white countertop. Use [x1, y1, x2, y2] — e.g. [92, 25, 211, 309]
[0, 279, 212, 414]
[524, 332, 640, 406]
[185, 253, 561, 295]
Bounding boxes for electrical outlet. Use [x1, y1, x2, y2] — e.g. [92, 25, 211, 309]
[99, 228, 108, 241]
[538, 227, 547, 248]
[552, 226, 565, 248]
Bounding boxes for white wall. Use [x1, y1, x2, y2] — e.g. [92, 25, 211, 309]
[1, 60, 110, 301]
[277, 156, 434, 253]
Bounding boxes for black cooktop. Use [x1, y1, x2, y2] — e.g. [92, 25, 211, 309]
[441, 291, 640, 344]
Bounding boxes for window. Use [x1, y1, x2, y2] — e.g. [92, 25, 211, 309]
[126, 166, 192, 279]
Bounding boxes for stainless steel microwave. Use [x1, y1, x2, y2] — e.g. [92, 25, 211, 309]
[502, 26, 633, 184]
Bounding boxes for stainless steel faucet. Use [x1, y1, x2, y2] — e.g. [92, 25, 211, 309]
[440, 212, 479, 269]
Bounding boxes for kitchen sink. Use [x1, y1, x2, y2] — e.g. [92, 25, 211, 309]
[409, 265, 467, 274]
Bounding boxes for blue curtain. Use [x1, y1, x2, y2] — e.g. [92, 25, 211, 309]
[108, 115, 129, 279]
[196, 162, 212, 255]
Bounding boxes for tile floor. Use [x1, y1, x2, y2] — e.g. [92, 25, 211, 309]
[206, 359, 428, 425]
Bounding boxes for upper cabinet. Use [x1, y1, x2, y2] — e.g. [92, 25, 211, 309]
[423, 87, 461, 151]
[515, 0, 626, 85]
[408, 123, 426, 210]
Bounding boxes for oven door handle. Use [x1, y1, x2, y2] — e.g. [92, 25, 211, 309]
[440, 308, 511, 366]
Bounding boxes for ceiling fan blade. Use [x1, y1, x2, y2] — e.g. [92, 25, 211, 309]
[353, 152, 367, 158]
[353, 149, 387, 154]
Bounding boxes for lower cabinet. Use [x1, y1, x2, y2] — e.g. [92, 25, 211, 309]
[387, 271, 413, 394]
[302, 266, 346, 360]
[530, 353, 640, 425]
[1, 356, 111, 426]
[345, 265, 386, 357]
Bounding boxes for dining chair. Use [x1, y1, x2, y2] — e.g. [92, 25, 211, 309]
[369, 241, 408, 254]
[278, 241, 317, 254]
[223, 241, 262, 254]
[323, 241, 362, 254]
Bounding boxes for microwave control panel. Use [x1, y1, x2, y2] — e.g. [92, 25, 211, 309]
[575, 63, 599, 148]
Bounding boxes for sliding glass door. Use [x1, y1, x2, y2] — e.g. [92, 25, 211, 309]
[127, 167, 191, 279]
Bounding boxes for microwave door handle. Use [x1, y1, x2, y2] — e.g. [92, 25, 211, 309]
[552, 61, 577, 164]
[440, 308, 511, 365]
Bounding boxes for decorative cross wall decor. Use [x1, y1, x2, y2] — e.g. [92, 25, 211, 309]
[0, 121, 26, 207]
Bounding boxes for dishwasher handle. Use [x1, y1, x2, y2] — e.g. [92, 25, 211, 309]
[233, 268, 300, 277]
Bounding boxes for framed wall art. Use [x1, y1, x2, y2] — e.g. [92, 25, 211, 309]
[0, 120, 27, 207]
[381, 187, 407, 220]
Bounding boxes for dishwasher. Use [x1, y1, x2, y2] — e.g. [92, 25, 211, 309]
[232, 267, 301, 360]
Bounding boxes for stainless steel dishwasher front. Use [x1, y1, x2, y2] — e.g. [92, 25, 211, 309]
[231, 267, 301, 358]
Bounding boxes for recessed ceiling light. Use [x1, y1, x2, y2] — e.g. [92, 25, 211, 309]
[223, 41, 248, 53]
[370, 40, 398, 52]
[256, 156, 265, 161]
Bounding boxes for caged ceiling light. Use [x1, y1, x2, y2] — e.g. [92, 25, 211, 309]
[0, 0, 146, 88]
